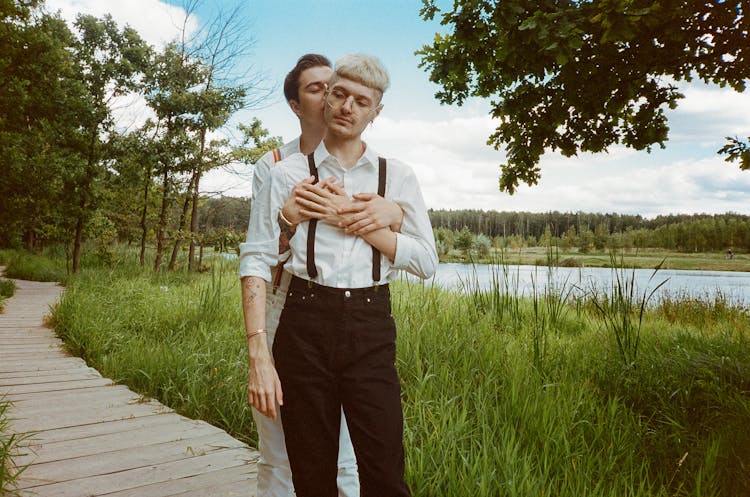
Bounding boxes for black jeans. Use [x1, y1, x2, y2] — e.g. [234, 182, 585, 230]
[273, 276, 411, 497]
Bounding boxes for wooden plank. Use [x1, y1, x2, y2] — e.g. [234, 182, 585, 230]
[6, 384, 132, 404]
[0, 357, 87, 372]
[16, 447, 254, 497]
[18, 432, 249, 487]
[0, 377, 113, 395]
[0, 367, 99, 380]
[104, 465, 257, 497]
[10, 391, 152, 417]
[0, 342, 64, 348]
[0, 370, 102, 386]
[17, 412, 186, 445]
[9, 402, 170, 433]
[15, 417, 224, 465]
[0, 352, 69, 361]
[0, 336, 57, 341]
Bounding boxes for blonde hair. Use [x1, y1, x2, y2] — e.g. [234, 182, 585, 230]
[333, 54, 390, 96]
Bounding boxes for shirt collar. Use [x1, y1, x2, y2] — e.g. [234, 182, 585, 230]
[313, 140, 380, 172]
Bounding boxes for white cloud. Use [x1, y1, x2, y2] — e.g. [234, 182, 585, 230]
[44, 0, 195, 48]
[360, 110, 750, 218]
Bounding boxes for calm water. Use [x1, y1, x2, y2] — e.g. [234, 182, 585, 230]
[221, 253, 750, 306]
[412, 263, 750, 307]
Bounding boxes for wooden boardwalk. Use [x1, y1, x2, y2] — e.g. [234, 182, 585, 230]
[0, 273, 259, 496]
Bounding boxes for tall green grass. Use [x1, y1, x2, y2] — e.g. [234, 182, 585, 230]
[47, 256, 750, 496]
[0, 398, 30, 496]
[3, 251, 68, 283]
[0, 279, 15, 312]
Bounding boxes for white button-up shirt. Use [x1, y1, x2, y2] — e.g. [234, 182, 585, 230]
[239, 141, 438, 288]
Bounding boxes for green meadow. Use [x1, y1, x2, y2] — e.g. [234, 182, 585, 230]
[2, 248, 750, 496]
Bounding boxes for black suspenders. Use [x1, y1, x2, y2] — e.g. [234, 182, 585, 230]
[305, 154, 387, 283]
[306, 154, 320, 279]
[372, 157, 387, 281]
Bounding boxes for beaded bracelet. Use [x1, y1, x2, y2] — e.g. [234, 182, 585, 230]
[246, 328, 268, 339]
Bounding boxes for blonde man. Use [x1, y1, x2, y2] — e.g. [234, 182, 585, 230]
[241, 54, 437, 496]
[247, 53, 405, 497]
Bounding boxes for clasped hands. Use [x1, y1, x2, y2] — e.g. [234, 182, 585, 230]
[280, 176, 403, 234]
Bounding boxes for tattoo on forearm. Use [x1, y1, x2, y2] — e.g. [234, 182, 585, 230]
[242, 278, 261, 307]
[277, 212, 296, 254]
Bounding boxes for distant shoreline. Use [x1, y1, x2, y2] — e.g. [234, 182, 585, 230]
[438, 248, 750, 273]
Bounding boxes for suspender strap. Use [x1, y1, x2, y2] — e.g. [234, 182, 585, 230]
[306, 153, 319, 279]
[371, 157, 387, 282]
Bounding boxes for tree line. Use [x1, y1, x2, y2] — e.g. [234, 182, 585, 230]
[191, 197, 748, 255]
[0, 0, 278, 272]
[429, 210, 749, 254]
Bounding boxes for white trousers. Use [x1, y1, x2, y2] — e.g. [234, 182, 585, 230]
[252, 271, 359, 497]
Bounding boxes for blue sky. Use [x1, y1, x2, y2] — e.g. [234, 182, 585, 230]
[47, 0, 750, 218]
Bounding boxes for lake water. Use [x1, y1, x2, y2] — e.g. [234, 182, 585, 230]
[221, 253, 750, 307]
[414, 263, 750, 307]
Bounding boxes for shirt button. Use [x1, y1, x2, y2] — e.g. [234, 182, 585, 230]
[344, 290, 351, 299]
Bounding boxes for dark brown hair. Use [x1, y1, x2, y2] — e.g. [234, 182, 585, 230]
[283, 53, 332, 103]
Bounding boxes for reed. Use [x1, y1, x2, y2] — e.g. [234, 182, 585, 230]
[588, 253, 668, 369]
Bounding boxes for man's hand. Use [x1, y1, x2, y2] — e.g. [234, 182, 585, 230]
[280, 176, 316, 226]
[247, 335, 283, 419]
[241, 276, 283, 419]
[337, 191, 404, 235]
[296, 177, 351, 225]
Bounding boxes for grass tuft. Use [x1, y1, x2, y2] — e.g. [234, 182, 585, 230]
[0, 398, 31, 496]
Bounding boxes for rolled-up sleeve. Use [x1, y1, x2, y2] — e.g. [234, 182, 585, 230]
[239, 165, 288, 281]
[390, 165, 438, 279]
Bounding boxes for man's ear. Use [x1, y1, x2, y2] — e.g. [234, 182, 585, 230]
[289, 99, 302, 117]
[371, 104, 383, 123]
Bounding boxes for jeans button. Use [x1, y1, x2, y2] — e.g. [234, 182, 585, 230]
[344, 290, 351, 299]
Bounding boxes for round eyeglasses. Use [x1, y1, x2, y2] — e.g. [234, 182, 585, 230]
[325, 88, 378, 115]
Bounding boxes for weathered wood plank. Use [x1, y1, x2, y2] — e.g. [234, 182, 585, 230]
[0, 367, 99, 380]
[1, 377, 113, 395]
[0, 342, 59, 348]
[10, 402, 170, 433]
[16, 417, 223, 465]
[18, 432, 249, 487]
[16, 448, 254, 497]
[0, 370, 101, 386]
[0, 357, 87, 372]
[10, 390, 151, 416]
[18, 412, 185, 445]
[6, 384, 132, 404]
[105, 465, 257, 497]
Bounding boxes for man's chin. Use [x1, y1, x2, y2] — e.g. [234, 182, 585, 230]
[327, 124, 354, 138]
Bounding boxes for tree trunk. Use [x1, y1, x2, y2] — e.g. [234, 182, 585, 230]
[154, 167, 170, 272]
[72, 211, 84, 273]
[168, 174, 196, 271]
[74, 130, 99, 274]
[139, 164, 152, 267]
[23, 224, 36, 251]
[188, 127, 207, 272]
